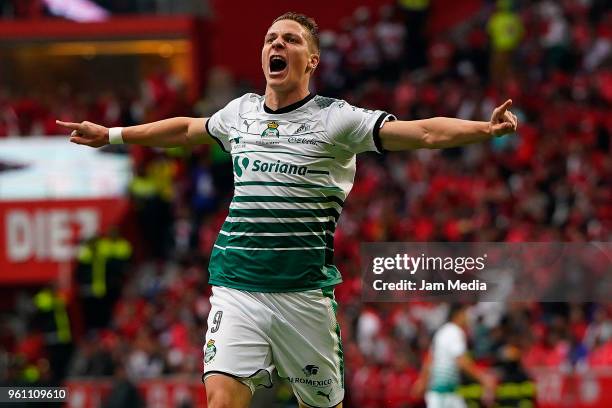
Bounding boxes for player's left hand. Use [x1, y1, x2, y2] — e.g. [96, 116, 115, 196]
[489, 99, 518, 137]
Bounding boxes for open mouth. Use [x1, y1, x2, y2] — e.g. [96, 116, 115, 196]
[269, 55, 287, 73]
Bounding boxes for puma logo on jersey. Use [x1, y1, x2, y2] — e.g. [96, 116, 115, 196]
[317, 389, 332, 402]
[243, 120, 255, 132]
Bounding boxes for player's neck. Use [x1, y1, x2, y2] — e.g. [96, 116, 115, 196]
[264, 87, 311, 112]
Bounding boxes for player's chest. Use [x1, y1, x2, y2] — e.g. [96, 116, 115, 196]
[228, 117, 335, 154]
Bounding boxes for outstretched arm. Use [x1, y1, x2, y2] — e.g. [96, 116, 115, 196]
[457, 354, 496, 404]
[56, 117, 212, 148]
[411, 351, 431, 398]
[380, 99, 518, 151]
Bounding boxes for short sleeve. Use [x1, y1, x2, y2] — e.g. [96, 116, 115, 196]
[326, 100, 396, 154]
[445, 326, 467, 358]
[205, 97, 242, 153]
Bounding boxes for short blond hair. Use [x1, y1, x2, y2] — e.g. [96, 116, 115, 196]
[272, 12, 320, 52]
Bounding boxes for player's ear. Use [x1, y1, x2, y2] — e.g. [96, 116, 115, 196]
[308, 53, 320, 74]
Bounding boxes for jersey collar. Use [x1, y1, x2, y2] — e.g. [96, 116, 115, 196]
[263, 93, 315, 114]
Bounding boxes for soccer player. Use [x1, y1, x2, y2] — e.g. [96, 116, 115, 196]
[57, 12, 517, 408]
[412, 304, 497, 408]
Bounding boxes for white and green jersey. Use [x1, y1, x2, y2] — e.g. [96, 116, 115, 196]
[429, 322, 467, 393]
[205, 93, 394, 292]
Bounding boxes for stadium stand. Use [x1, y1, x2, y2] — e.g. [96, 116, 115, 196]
[0, 0, 611, 407]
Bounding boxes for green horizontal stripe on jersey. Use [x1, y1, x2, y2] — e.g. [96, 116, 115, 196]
[229, 207, 340, 219]
[234, 150, 335, 159]
[215, 232, 327, 249]
[214, 245, 331, 252]
[209, 250, 342, 292]
[234, 181, 343, 191]
[221, 221, 336, 234]
[430, 384, 458, 393]
[432, 371, 458, 378]
[306, 169, 330, 175]
[213, 244, 334, 253]
[232, 195, 345, 207]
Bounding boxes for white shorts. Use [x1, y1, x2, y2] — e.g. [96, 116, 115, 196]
[203, 286, 344, 408]
[425, 391, 467, 408]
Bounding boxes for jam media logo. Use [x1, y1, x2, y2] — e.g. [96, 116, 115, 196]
[261, 121, 280, 137]
[233, 156, 250, 177]
[302, 365, 319, 377]
[204, 339, 217, 363]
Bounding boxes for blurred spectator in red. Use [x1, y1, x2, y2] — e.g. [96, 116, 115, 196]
[381, 351, 419, 408]
[523, 328, 569, 369]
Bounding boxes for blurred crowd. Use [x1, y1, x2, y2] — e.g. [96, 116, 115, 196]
[0, 0, 208, 19]
[1, 0, 612, 406]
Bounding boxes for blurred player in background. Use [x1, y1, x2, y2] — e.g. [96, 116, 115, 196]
[413, 303, 497, 408]
[57, 12, 517, 408]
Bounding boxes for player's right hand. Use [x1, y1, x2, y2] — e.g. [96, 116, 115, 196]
[410, 377, 426, 398]
[56, 120, 109, 148]
[481, 374, 497, 407]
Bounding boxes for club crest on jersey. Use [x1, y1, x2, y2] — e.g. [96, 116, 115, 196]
[302, 365, 319, 377]
[204, 339, 217, 363]
[261, 121, 280, 137]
